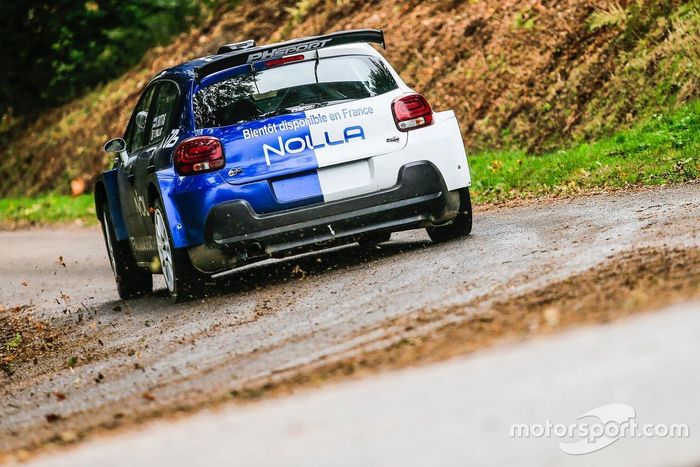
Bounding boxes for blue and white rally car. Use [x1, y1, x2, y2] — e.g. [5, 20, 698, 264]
[96, 29, 472, 301]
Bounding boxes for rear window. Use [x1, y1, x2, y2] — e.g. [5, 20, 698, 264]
[193, 55, 398, 129]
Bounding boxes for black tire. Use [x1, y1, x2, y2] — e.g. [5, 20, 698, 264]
[357, 231, 392, 247]
[426, 187, 473, 243]
[100, 201, 153, 299]
[153, 200, 208, 303]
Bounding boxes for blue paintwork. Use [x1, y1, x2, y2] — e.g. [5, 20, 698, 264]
[200, 113, 320, 186]
[156, 166, 324, 248]
[100, 58, 336, 250]
[271, 171, 323, 204]
[151, 112, 326, 248]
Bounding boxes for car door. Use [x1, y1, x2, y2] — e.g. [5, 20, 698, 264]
[132, 80, 182, 246]
[118, 84, 158, 254]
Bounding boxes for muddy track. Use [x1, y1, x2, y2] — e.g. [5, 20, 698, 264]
[1, 183, 699, 458]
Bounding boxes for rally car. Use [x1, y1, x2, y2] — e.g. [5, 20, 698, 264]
[96, 29, 472, 302]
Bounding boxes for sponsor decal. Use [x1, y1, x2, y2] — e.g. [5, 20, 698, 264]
[238, 105, 374, 166]
[247, 39, 333, 63]
[262, 126, 365, 166]
[164, 129, 180, 148]
[150, 113, 167, 140]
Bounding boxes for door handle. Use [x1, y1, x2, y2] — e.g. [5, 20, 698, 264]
[146, 165, 156, 174]
[127, 173, 135, 184]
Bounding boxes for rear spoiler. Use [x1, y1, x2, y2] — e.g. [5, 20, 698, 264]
[195, 29, 385, 81]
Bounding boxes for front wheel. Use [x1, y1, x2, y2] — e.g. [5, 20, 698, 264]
[100, 201, 153, 299]
[426, 187, 473, 243]
[153, 201, 208, 303]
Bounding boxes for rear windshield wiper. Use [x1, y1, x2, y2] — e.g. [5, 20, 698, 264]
[287, 99, 354, 112]
[253, 99, 354, 122]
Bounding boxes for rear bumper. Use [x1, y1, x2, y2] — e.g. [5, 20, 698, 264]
[190, 162, 458, 271]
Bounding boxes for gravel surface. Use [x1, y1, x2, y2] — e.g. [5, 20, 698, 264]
[26, 299, 700, 467]
[1, 183, 699, 459]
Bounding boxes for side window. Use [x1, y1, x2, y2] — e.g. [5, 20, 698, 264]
[147, 82, 180, 145]
[125, 85, 157, 153]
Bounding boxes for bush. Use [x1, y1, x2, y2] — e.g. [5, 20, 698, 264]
[0, 0, 208, 117]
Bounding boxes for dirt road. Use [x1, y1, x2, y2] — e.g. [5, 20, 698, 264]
[26, 300, 700, 467]
[1, 183, 699, 458]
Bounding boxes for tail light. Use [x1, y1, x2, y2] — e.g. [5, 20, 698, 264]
[264, 54, 305, 68]
[174, 137, 225, 176]
[391, 94, 433, 131]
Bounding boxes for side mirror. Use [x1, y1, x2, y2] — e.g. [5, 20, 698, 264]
[103, 137, 128, 166]
[103, 137, 126, 153]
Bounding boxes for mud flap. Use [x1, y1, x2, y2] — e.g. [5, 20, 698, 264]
[102, 169, 129, 241]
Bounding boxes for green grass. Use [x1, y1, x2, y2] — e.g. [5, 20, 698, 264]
[470, 100, 700, 204]
[0, 194, 96, 227]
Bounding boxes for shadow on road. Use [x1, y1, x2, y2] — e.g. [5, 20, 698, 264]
[203, 238, 434, 300]
[138, 237, 436, 305]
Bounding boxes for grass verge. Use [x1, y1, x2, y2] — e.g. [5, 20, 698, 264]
[470, 100, 700, 203]
[1, 100, 699, 227]
[0, 194, 95, 228]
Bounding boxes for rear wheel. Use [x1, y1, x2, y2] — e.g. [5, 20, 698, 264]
[100, 201, 153, 299]
[426, 187, 473, 243]
[153, 201, 207, 303]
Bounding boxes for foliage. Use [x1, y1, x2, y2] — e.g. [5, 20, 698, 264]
[5, 333, 22, 351]
[0, 0, 207, 117]
[1, 0, 699, 198]
[470, 100, 700, 203]
[589, 2, 627, 31]
[284, 0, 315, 26]
[579, 1, 700, 141]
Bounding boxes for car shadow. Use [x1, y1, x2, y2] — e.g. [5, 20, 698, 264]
[81, 235, 454, 321]
[181, 238, 435, 302]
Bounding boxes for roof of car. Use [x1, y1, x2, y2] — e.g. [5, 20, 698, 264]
[154, 29, 385, 83]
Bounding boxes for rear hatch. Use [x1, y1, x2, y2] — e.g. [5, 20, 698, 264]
[194, 53, 407, 192]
